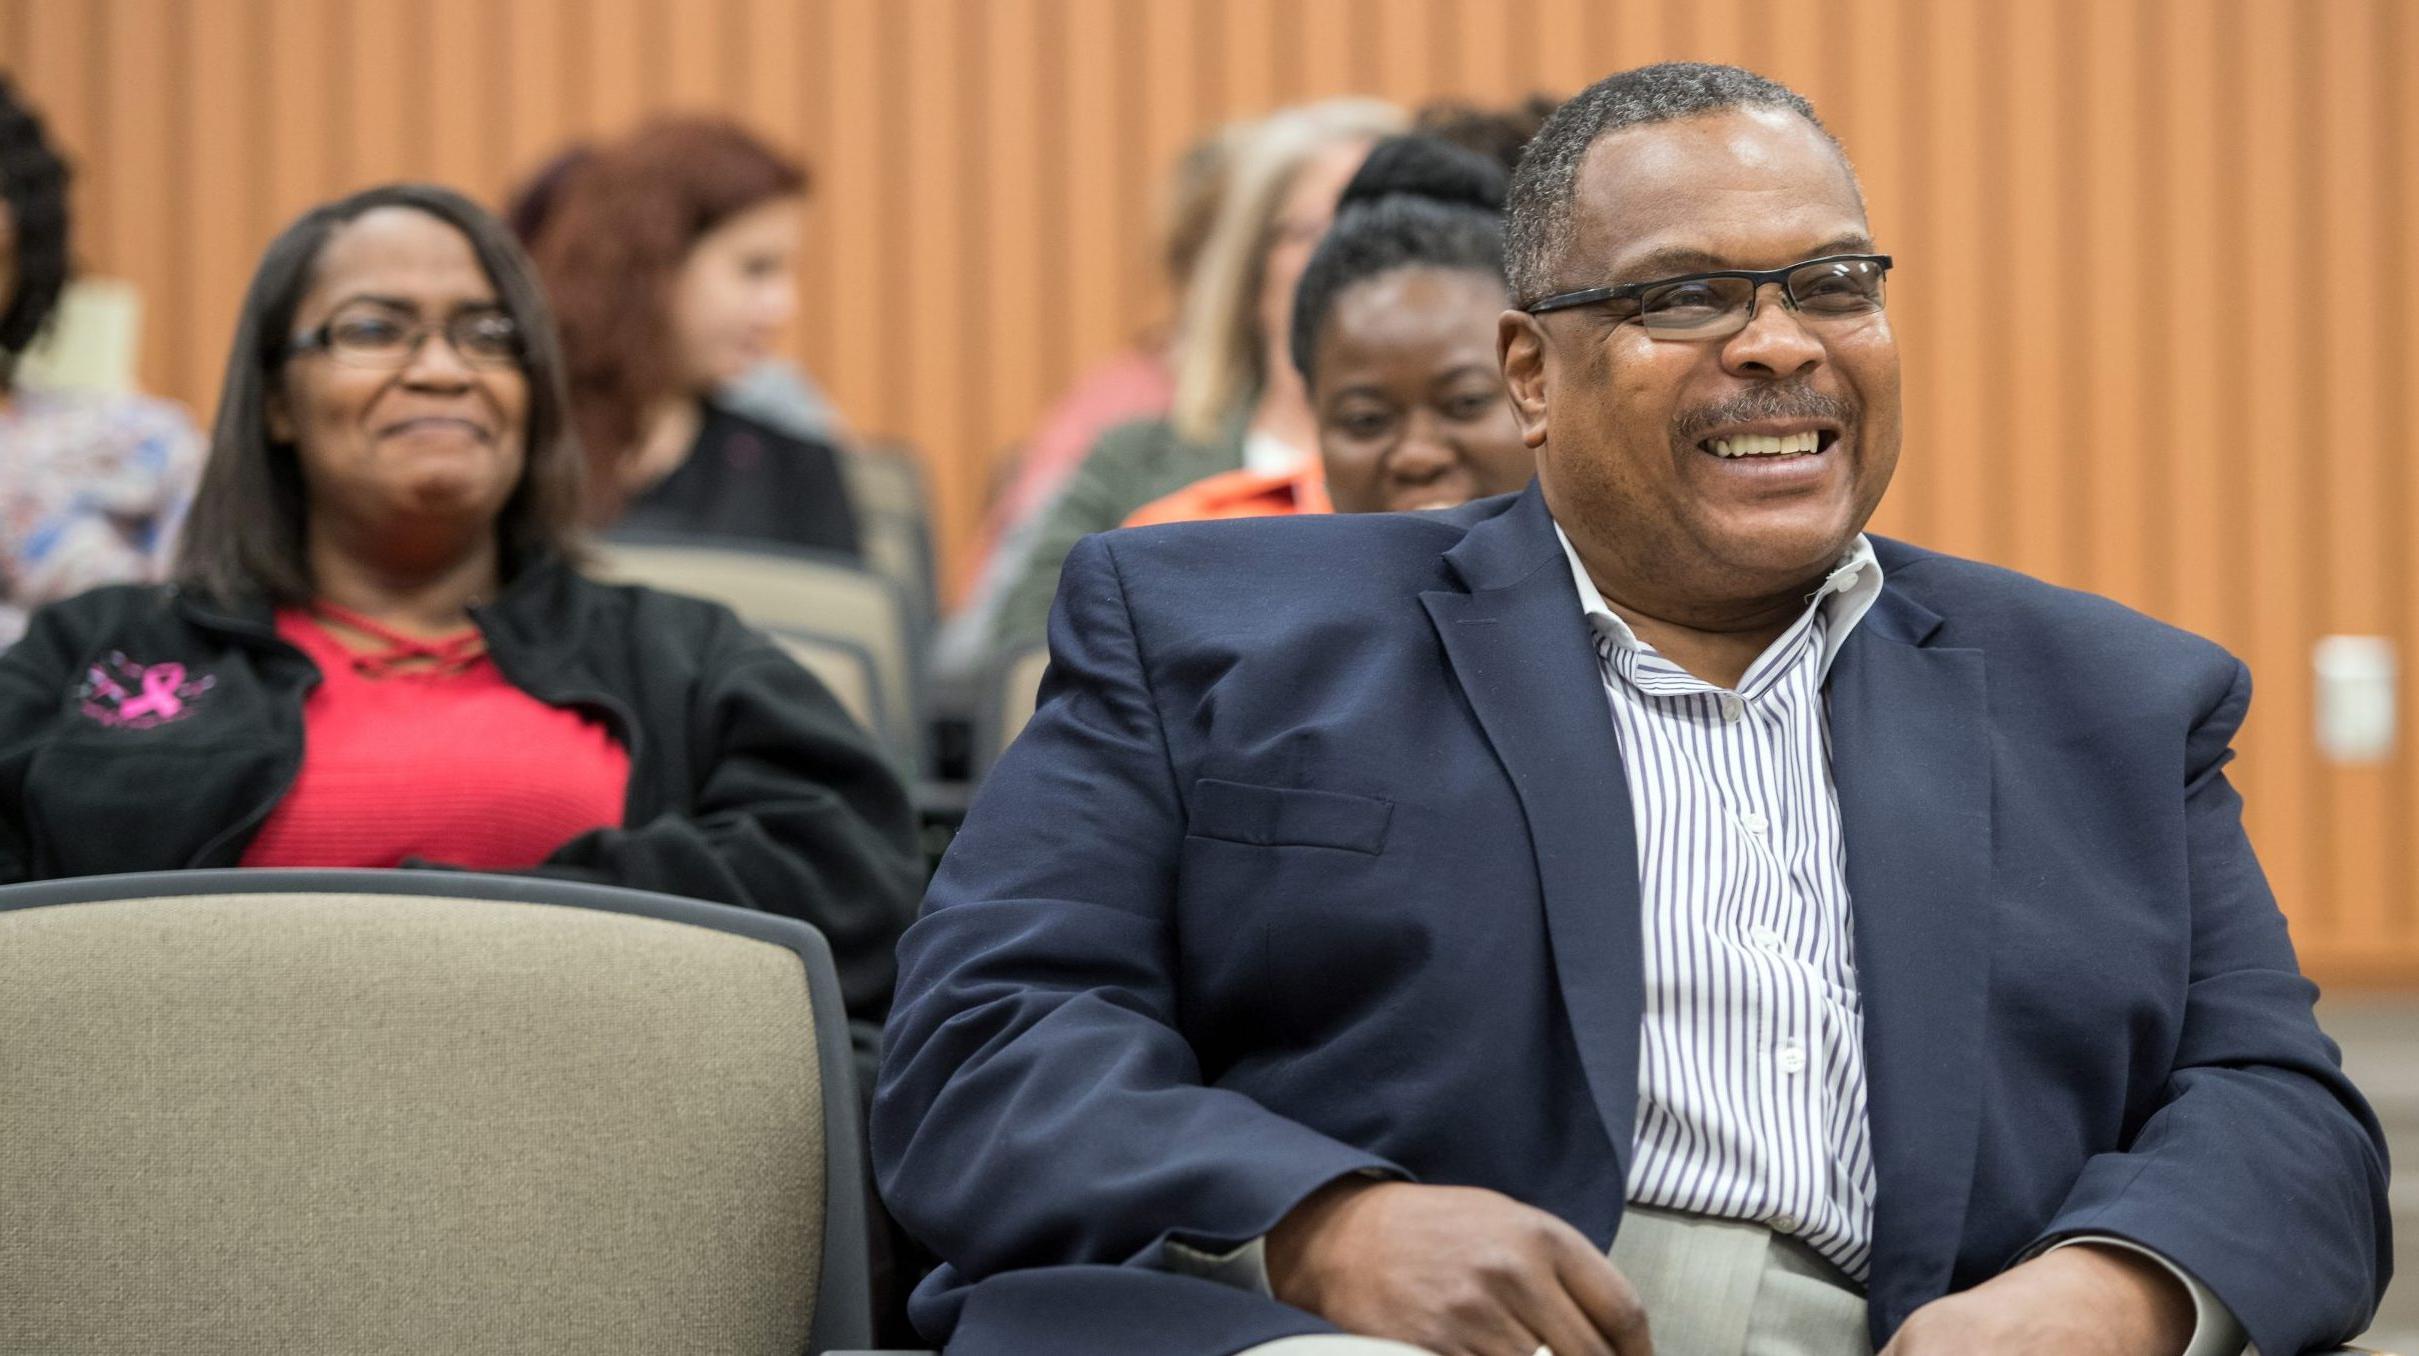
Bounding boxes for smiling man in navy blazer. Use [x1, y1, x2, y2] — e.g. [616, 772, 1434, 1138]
[876, 64, 2389, 1356]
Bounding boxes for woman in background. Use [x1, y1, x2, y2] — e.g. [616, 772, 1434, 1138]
[982, 96, 1405, 656]
[1123, 135, 1534, 527]
[517, 118, 860, 556]
[0, 75, 203, 647]
[0, 183, 920, 1021]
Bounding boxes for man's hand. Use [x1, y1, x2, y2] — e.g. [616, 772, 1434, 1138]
[1879, 1243, 2197, 1356]
[1265, 1179, 1652, 1356]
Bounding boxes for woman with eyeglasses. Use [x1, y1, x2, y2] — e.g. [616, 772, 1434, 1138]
[0, 183, 922, 1023]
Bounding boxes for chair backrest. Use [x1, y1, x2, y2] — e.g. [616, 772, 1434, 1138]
[0, 869, 872, 1356]
[769, 628, 889, 747]
[973, 644, 1053, 780]
[592, 534, 924, 772]
[841, 444, 938, 641]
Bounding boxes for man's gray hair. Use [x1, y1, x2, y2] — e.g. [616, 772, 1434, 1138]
[1504, 62, 1851, 306]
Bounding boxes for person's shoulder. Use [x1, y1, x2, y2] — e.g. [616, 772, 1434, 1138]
[11, 582, 203, 661]
[546, 564, 748, 641]
[1088, 498, 1490, 606]
[701, 398, 843, 460]
[1875, 536, 2240, 681]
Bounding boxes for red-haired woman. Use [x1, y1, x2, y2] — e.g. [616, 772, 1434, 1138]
[514, 119, 858, 556]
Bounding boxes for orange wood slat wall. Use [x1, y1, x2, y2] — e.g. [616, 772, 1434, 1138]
[2, 0, 2414, 983]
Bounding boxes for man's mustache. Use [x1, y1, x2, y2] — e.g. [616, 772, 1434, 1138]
[1673, 385, 1857, 443]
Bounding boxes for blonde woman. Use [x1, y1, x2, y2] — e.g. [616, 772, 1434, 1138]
[985, 97, 1405, 656]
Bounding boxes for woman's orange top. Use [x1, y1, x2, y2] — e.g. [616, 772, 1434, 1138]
[1122, 460, 1333, 529]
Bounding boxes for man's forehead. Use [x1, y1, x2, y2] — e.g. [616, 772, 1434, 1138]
[1565, 107, 1869, 279]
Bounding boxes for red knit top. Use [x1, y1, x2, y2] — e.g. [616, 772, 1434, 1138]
[239, 604, 632, 871]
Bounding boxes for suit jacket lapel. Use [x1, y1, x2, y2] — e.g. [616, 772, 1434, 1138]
[1826, 587, 1995, 1336]
[1421, 487, 1643, 1188]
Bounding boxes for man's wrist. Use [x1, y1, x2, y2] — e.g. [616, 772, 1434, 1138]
[2035, 1242, 2199, 1354]
[2042, 1236, 2249, 1356]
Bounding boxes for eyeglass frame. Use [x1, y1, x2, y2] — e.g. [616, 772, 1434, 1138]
[1520, 252, 1895, 334]
[282, 307, 528, 371]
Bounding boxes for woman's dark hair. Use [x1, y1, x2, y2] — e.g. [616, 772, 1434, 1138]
[514, 118, 807, 517]
[175, 182, 585, 606]
[1287, 134, 1511, 384]
[0, 74, 73, 381]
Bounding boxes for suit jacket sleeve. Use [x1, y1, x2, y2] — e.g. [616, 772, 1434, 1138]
[532, 624, 923, 1019]
[2025, 657, 2391, 1356]
[875, 533, 1402, 1289]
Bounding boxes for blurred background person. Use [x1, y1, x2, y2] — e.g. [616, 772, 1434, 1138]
[931, 120, 1240, 681]
[977, 96, 1405, 659]
[0, 183, 921, 1025]
[1124, 134, 1532, 527]
[507, 140, 852, 448]
[964, 123, 1239, 572]
[516, 118, 862, 557]
[0, 75, 202, 648]
[1411, 92, 1562, 176]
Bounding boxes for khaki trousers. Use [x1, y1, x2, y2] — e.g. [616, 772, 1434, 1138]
[1241, 1204, 1872, 1356]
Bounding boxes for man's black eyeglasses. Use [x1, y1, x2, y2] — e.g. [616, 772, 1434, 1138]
[1523, 253, 1893, 342]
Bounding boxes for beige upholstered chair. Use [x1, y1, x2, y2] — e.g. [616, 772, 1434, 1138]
[841, 443, 939, 637]
[592, 534, 924, 772]
[770, 628, 889, 747]
[0, 869, 873, 1355]
[972, 643, 1053, 780]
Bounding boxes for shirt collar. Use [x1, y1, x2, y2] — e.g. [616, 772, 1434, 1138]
[1551, 523, 1883, 684]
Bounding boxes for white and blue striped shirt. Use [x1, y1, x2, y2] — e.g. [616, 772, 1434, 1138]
[1559, 527, 1884, 1281]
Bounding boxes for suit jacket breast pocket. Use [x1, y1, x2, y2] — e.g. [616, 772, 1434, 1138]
[1186, 778, 1393, 855]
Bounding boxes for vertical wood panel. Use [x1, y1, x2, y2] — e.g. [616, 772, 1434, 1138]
[1903, 0, 1987, 559]
[816, 0, 886, 429]
[184, 0, 254, 404]
[1998, 0, 2068, 584]
[2159, 1, 2229, 648]
[100, 0, 180, 398]
[499, 0, 577, 197]
[2312, 0, 2392, 962]
[2236, 0, 2315, 924]
[903, 0, 973, 563]
[2384, 0, 2419, 951]
[976, 0, 1048, 472]
[2077, 0, 2153, 612]
[426, 0, 497, 197]
[341, 0, 412, 186]
[4, 0, 2414, 982]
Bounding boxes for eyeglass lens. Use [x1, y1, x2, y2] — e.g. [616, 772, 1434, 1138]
[322, 310, 523, 368]
[1638, 258, 1887, 339]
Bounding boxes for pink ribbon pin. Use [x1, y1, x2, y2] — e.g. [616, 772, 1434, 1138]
[115, 663, 189, 722]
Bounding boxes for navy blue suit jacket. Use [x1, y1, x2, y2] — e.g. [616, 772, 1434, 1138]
[876, 486, 2389, 1356]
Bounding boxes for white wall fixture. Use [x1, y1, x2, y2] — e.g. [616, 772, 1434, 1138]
[2313, 636, 2397, 765]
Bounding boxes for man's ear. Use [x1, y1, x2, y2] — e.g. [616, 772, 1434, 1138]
[1497, 309, 1551, 450]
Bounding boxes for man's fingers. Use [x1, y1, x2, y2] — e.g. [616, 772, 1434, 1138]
[1549, 1235, 1651, 1356]
[1511, 1290, 1617, 1356]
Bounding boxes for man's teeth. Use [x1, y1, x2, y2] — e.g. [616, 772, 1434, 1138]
[1707, 430, 1823, 458]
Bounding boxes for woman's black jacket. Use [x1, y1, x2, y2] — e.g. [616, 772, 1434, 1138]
[0, 558, 923, 1018]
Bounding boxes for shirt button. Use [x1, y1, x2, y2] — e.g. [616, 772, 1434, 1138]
[1720, 694, 1746, 723]
[1772, 1211, 1803, 1233]
[1777, 1042, 1807, 1075]
[1832, 569, 1860, 593]
[1738, 810, 1768, 835]
[1750, 924, 1783, 950]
